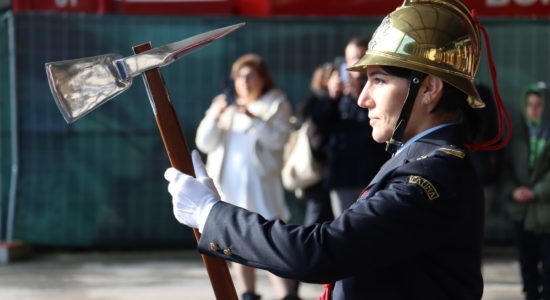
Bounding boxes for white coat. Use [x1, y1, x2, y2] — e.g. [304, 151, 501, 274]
[195, 89, 292, 221]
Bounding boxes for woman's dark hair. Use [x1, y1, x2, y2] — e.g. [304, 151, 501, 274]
[526, 91, 542, 98]
[347, 36, 370, 49]
[381, 66, 482, 141]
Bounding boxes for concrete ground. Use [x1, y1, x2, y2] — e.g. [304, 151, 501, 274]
[0, 247, 524, 300]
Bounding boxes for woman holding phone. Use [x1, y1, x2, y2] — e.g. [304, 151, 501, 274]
[194, 54, 297, 300]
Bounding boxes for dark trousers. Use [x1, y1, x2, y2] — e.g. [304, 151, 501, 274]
[292, 183, 333, 297]
[514, 222, 550, 300]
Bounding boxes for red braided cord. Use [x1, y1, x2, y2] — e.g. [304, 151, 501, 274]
[466, 9, 512, 151]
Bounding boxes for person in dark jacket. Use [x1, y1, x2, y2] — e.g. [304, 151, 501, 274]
[470, 83, 501, 215]
[163, 0, 508, 299]
[309, 37, 390, 217]
[501, 82, 550, 300]
[299, 62, 336, 226]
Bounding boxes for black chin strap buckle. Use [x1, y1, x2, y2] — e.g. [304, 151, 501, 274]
[385, 138, 403, 153]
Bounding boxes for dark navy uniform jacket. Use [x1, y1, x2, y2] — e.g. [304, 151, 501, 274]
[197, 124, 485, 300]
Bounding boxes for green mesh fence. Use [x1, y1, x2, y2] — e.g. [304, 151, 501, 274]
[0, 12, 549, 246]
[0, 12, 11, 245]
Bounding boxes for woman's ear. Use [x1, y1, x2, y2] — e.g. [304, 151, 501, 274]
[419, 75, 444, 112]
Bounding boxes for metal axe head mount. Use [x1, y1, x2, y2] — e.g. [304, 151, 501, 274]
[45, 23, 245, 123]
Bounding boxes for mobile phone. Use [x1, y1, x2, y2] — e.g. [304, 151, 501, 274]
[334, 56, 349, 84]
[224, 79, 236, 105]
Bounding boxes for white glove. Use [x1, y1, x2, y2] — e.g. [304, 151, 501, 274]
[164, 150, 220, 232]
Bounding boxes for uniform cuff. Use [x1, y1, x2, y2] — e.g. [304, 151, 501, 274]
[198, 200, 220, 233]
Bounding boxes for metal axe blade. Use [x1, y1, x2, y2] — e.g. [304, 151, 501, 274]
[45, 23, 245, 123]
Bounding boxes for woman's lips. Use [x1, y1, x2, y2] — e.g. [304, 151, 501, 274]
[369, 116, 378, 126]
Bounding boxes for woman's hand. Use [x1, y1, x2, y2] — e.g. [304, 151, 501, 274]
[512, 186, 535, 203]
[212, 94, 230, 121]
[235, 104, 257, 119]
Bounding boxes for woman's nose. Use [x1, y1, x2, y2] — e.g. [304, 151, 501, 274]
[357, 83, 374, 109]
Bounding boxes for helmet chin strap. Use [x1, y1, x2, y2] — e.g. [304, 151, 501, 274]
[385, 71, 426, 154]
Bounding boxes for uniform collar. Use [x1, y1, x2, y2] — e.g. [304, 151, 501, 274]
[396, 123, 456, 155]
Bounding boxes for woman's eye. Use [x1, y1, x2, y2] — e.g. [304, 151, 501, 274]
[373, 77, 385, 84]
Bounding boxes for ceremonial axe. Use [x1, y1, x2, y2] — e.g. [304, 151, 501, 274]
[45, 23, 245, 300]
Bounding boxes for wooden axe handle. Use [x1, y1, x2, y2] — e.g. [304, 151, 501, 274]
[133, 42, 238, 300]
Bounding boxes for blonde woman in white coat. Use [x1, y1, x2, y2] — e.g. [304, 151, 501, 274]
[195, 54, 297, 300]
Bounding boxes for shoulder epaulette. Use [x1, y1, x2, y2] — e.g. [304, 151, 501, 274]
[436, 146, 466, 159]
[415, 145, 466, 161]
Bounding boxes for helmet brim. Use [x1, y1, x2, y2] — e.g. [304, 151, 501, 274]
[348, 50, 485, 108]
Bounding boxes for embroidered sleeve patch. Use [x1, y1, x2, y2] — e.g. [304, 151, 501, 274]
[409, 175, 440, 200]
[437, 147, 465, 159]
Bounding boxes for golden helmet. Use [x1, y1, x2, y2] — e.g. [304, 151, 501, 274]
[349, 0, 484, 108]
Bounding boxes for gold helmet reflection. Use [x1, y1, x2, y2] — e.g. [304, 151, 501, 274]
[349, 0, 484, 108]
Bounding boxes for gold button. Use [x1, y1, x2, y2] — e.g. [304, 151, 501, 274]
[209, 243, 219, 251]
[223, 248, 233, 256]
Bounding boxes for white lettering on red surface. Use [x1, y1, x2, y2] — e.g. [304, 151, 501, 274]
[515, 0, 537, 5]
[486, 0, 549, 6]
[486, 0, 508, 6]
[55, 0, 78, 8]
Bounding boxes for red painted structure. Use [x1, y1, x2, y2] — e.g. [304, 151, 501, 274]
[12, 0, 550, 18]
[116, 0, 235, 15]
[12, 0, 235, 15]
[12, 0, 115, 13]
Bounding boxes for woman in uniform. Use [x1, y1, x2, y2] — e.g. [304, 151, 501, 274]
[164, 0, 509, 299]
